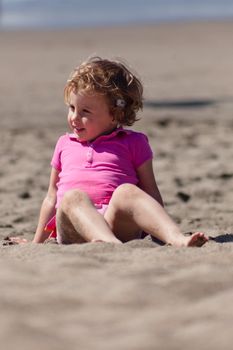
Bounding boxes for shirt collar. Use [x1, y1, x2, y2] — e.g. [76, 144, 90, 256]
[67, 126, 131, 143]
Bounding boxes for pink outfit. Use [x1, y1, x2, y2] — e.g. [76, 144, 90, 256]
[45, 127, 153, 239]
[51, 127, 153, 208]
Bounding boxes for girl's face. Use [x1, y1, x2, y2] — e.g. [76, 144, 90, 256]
[67, 91, 118, 142]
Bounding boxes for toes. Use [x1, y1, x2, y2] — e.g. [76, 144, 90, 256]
[2, 236, 28, 245]
[189, 232, 208, 247]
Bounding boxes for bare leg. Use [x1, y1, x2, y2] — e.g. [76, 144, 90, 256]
[104, 184, 208, 247]
[56, 189, 121, 244]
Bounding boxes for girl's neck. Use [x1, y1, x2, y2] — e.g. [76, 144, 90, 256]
[89, 125, 120, 143]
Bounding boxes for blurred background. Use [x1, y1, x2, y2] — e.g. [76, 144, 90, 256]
[1, 0, 233, 30]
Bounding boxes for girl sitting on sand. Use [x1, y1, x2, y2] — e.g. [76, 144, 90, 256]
[12, 57, 208, 246]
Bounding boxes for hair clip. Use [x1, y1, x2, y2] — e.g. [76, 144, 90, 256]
[116, 99, 126, 108]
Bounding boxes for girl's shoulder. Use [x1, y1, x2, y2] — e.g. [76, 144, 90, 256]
[55, 133, 74, 145]
[52, 133, 73, 154]
[122, 128, 150, 144]
[121, 129, 153, 168]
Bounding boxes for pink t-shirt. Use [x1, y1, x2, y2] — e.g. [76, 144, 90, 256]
[51, 127, 153, 208]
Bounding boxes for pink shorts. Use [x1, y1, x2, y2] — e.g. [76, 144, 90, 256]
[44, 203, 108, 239]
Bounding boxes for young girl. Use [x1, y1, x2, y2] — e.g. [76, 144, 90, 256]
[13, 57, 208, 246]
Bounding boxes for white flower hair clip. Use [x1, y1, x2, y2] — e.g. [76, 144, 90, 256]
[116, 99, 126, 108]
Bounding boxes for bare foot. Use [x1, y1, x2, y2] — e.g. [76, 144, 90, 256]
[3, 236, 28, 245]
[167, 232, 209, 247]
[186, 232, 209, 247]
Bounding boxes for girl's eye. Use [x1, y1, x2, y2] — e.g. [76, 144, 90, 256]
[69, 105, 75, 112]
[83, 109, 90, 114]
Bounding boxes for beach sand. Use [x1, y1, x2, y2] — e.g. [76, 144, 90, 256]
[1, 20, 233, 349]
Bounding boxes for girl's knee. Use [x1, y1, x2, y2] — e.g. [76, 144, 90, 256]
[112, 183, 141, 201]
[60, 189, 91, 212]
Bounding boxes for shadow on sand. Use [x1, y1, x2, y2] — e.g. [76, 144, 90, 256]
[209, 234, 233, 244]
[144, 98, 217, 109]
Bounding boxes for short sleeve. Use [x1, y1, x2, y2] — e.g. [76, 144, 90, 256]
[128, 132, 153, 169]
[51, 136, 64, 172]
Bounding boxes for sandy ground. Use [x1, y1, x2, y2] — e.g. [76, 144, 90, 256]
[1, 20, 233, 350]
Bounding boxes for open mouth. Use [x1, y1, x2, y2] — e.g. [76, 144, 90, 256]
[74, 127, 85, 133]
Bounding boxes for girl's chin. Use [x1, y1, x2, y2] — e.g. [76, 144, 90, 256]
[73, 132, 89, 142]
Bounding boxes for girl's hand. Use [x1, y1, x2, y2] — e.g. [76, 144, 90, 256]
[3, 236, 28, 245]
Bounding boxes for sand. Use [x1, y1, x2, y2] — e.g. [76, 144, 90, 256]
[1, 20, 233, 349]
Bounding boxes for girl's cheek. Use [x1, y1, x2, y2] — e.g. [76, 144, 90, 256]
[67, 112, 73, 122]
[82, 117, 89, 125]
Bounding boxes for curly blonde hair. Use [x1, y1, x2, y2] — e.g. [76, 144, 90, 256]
[64, 56, 143, 126]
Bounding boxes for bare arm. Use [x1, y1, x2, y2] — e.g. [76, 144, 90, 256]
[32, 167, 59, 243]
[136, 159, 164, 207]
